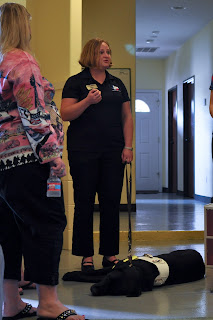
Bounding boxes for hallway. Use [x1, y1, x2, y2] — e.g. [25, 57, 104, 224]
[93, 193, 205, 235]
[22, 194, 211, 320]
[134, 193, 205, 231]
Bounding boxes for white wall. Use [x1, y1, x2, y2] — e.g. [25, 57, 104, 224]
[136, 19, 213, 198]
[165, 19, 213, 197]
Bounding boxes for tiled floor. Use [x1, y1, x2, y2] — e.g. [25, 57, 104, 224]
[134, 193, 205, 231]
[18, 194, 213, 320]
[94, 192, 205, 232]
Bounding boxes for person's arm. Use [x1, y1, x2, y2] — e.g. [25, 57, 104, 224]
[10, 57, 63, 166]
[121, 101, 133, 163]
[61, 89, 102, 121]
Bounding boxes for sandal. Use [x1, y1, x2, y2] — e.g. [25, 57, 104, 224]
[81, 258, 94, 272]
[37, 309, 83, 320]
[102, 256, 119, 268]
[3, 303, 36, 320]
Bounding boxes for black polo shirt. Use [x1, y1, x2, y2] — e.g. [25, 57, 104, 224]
[62, 68, 130, 152]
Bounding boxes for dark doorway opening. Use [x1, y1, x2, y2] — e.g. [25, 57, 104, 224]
[168, 86, 177, 193]
[183, 76, 195, 198]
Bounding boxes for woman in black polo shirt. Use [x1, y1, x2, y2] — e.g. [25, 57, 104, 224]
[61, 38, 133, 271]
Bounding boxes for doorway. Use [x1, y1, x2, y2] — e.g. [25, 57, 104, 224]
[168, 86, 177, 193]
[183, 76, 195, 198]
[135, 90, 162, 193]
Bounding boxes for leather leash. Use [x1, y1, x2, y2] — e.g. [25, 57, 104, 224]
[125, 162, 133, 267]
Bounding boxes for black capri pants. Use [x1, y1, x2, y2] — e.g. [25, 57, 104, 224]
[0, 162, 66, 286]
[68, 150, 125, 257]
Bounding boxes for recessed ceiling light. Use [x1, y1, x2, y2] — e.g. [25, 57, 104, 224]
[170, 6, 187, 10]
[152, 31, 160, 35]
[146, 39, 154, 44]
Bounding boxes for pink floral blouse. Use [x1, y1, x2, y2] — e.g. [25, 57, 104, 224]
[0, 49, 64, 171]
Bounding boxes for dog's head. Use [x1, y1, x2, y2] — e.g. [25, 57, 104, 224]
[91, 261, 142, 297]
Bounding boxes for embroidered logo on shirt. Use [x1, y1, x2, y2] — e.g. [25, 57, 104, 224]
[86, 84, 98, 90]
[112, 85, 120, 92]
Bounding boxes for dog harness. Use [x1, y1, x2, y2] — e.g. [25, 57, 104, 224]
[139, 254, 169, 286]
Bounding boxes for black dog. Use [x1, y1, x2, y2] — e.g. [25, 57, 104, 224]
[62, 249, 205, 297]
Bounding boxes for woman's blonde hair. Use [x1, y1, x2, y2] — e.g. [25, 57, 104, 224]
[0, 2, 32, 56]
[79, 38, 112, 68]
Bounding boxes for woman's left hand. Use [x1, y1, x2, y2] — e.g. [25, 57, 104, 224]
[50, 157, 66, 177]
[121, 148, 133, 164]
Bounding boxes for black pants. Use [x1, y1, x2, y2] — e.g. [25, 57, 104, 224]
[0, 162, 66, 285]
[68, 150, 125, 257]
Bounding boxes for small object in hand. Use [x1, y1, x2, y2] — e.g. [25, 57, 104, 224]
[46, 168, 61, 197]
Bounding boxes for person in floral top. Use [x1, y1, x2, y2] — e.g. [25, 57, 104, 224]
[0, 3, 84, 320]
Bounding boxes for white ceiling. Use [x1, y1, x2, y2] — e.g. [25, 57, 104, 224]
[136, 0, 213, 59]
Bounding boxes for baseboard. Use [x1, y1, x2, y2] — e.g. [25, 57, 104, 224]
[162, 190, 211, 203]
[194, 194, 212, 204]
[94, 204, 136, 212]
[177, 190, 184, 196]
[120, 204, 136, 211]
[163, 188, 184, 196]
[162, 187, 169, 192]
[136, 190, 158, 194]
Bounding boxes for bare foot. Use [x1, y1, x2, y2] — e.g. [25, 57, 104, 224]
[82, 256, 93, 265]
[105, 255, 119, 263]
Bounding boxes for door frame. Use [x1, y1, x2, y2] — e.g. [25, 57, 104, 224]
[183, 76, 195, 198]
[135, 90, 162, 192]
[168, 85, 178, 193]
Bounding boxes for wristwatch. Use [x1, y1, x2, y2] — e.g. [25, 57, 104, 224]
[124, 146, 133, 151]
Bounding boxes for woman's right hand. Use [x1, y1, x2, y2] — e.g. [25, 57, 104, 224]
[86, 89, 102, 105]
[61, 89, 102, 122]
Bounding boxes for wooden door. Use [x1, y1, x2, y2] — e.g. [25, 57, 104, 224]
[168, 86, 177, 193]
[183, 77, 195, 198]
